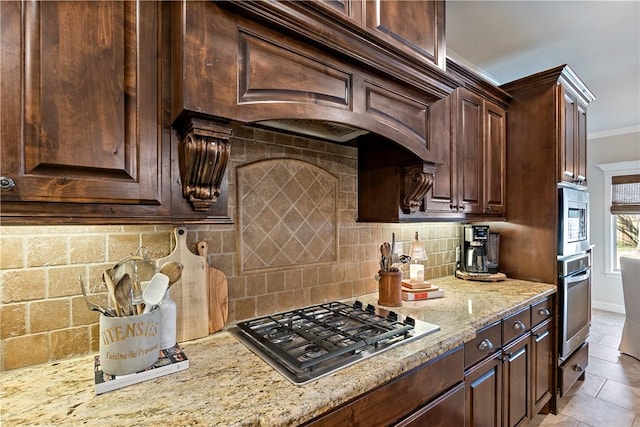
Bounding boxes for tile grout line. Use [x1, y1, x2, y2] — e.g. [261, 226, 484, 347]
[593, 376, 607, 398]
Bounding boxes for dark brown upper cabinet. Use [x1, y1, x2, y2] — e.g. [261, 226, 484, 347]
[356, 60, 510, 223]
[500, 65, 595, 188]
[425, 87, 506, 219]
[0, 1, 230, 224]
[4, 0, 514, 225]
[482, 96, 508, 216]
[0, 1, 171, 223]
[560, 89, 589, 185]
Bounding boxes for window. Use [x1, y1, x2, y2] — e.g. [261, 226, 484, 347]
[611, 174, 640, 268]
[614, 214, 639, 268]
[598, 162, 640, 275]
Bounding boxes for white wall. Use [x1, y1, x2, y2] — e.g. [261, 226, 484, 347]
[588, 129, 640, 313]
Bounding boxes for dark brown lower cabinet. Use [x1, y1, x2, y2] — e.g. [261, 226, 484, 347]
[395, 382, 466, 427]
[308, 296, 555, 427]
[502, 334, 531, 427]
[531, 319, 554, 414]
[559, 342, 589, 397]
[465, 296, 556, 427]
[302, 347, 464, 427]
[465, 353, 502, 427]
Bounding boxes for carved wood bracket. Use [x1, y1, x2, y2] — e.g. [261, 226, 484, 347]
[401, 163, 437, 214]
[176, 117, 231, 212]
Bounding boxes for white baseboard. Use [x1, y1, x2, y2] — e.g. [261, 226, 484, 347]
[592, 300, 626, 314]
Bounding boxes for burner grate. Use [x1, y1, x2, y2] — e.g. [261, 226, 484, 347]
[237, 301, 414, 372]
[231, 300, 440, 384]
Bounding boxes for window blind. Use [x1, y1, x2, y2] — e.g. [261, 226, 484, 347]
[611, 174, 640, 214]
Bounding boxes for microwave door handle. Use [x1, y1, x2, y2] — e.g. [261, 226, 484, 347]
[567, 269, 590, 284]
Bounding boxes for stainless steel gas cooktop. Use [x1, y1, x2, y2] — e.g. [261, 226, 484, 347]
[229, 301, 440, 385]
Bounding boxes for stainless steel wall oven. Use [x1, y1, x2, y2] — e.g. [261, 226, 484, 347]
[558, 252, 591, 361]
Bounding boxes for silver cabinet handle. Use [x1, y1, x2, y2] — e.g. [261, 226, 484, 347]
[513, 320, 526, 331]
[573, 364, 584, 372]
[538, 308, 550, 317]
[0, 176, 16, 191]
[477, 338, 494, 351]
[533, 330, 550, 341]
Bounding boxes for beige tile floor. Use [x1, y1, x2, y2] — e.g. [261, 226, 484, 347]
[531, 309, 640, 427]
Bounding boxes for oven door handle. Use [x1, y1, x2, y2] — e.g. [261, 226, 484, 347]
[566, 268, 590, 284]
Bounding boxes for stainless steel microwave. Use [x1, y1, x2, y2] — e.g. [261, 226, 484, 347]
[558, 185, 590, 256]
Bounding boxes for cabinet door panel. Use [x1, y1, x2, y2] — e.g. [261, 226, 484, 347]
[576, 102, 587, 184]
[425, 96, 458, 214]
[456, 89, 483, 213]
[483, 101, 506, 214]
[364, 0, 444, 68]
[2, 0, 162, 205]
[503, 334, 531, 427]
[532, 320, 553, 413]
[560, 90, 576, 183]
[465, 354, 502, 427]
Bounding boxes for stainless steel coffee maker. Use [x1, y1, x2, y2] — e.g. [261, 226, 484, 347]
[461, 225, 489, 273]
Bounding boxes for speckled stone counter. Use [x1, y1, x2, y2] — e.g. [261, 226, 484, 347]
[0, 277, 555, 426]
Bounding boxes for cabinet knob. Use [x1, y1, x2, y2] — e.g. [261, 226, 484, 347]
[450, 204, 457, 211]
[477, 338, 494, 351]
[459, 204, 465, 211]
[512, 320, 526, 331]
[538, 308, 551, 317]
[0, 176, 16, 191]
[572, 364, 584, 372]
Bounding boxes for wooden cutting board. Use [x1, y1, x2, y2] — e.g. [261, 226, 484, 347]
[156, 227, 209, 342]
[196, 241, 229, 333]
[455, 270, 507, 282]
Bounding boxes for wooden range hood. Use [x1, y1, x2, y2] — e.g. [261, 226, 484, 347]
[170, 1, 462, 212]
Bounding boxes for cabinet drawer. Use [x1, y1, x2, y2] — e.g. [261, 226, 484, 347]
[502, 307, 531, 345]
[559, 342, 588, 396]
[531, 297, 553, 327]
[465, 321, 501, 369]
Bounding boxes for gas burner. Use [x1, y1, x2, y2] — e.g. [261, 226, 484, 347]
[329, 319, 346, 328]
[267, 326, 294, 344]
[299, 345, 326, 362]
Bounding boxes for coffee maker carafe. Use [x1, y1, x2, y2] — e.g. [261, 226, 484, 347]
[461, 225, 489, 273]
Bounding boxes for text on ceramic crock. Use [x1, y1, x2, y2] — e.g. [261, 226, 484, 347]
[101, 321, 159, 345]
[106, 344, 159, 360]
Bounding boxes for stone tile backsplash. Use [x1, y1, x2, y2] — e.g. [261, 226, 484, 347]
[0, 128, 460, 371]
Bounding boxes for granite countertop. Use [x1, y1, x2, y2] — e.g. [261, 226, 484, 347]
[0, 277, 556, 426]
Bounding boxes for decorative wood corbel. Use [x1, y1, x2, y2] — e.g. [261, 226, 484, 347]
[176, 117, 231, 212]
[401, 163, 437, 214]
